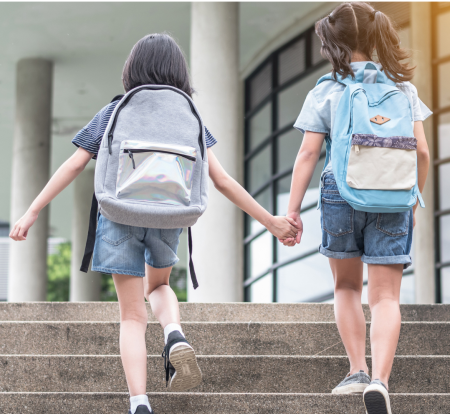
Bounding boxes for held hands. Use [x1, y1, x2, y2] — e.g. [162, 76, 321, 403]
[278, 212, 303, 247]
[266, 216, 299, 240]
[9, 210, 39, 241]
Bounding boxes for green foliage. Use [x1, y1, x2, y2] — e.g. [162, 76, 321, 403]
[170, 267, 187, 302]
[47, 242, 71, 302]
[101, 273, 118, 301]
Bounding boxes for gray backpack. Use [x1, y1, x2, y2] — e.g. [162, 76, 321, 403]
[80, 85, 209, 288]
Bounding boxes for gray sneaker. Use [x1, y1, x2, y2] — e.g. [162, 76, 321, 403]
[332, 370, 371, 394]
[363, 379, 391, 414]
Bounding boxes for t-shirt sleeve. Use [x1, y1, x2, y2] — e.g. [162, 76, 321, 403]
[204, 126, 217, 148]
[293, 90, 331, 135]
[404, 82, 433, 122]
[72, 102, 118, 160]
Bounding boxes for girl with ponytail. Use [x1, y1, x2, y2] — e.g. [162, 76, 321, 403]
[282, 3, 431, 414]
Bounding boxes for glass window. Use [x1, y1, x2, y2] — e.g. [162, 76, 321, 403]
[247, 145, 271, 193]
[248, 274, 273, 303]
[275, 174, 292, 216]
[440, 214, 450, 264]
[441, 267, 450, 303]
[277, 254, 333, 302]
[249, 63, 272, 110]
[312, 32, 324, 65]
[438, 113, 450, 159]
[277, 71, 320, 129]
[246, 188, 271, 236]
[438, 62, 450, 109]
[247, 231, 273, 279]
[437, 11, 450, 59]
[278, 38, 305, 85]
[249, 102, 272, 151]
[277, 129, 302, 173]
[439, 163, 450, 211]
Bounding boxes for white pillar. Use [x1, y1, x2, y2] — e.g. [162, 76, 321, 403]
[9, 58, 53, 302]
[70, 168, 101, 301]
[189, 2, 243, 302]
[411, 3, 436, 303]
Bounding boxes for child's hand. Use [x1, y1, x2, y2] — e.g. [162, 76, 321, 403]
[278, 212, 302, 247]
[9, 211, 39, 241]
[267, 216, 299, 240]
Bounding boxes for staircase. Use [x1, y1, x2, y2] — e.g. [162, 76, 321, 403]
[0, 302, 449, 413]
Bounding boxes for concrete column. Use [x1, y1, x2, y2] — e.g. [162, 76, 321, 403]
[411, 3, 436, 303]
[189, 2, 243, 302]
[70, 169, 101, 301]
[9, 58, 53, 302]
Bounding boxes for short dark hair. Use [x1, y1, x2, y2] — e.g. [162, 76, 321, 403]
[315, 2, 414, 83]
[122, 33, 193, 97]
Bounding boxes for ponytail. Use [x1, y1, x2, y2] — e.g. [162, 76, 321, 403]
[315, 2, 414, 83]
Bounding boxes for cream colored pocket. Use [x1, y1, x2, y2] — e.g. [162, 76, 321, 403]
[346, 135, 417, 190]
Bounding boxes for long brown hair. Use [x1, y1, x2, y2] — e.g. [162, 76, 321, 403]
[122, 33, 193, 96]
[315, 2, 414, 83]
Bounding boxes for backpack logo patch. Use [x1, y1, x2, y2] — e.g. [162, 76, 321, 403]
[370, 115, 391, 125]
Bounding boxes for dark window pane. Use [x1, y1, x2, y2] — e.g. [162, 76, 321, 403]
[248, 145, 271, 193]
[438, 112, 450, 159]
[438, 11, 450, 58]
[248, 274, 273, 303]
[278, 38, 305, 85]
[277, 129, 302, 173]
[439, 163, 450, 211]
[440, 214, 450, 263]
[438, 61, 450, 109]
[246, 188, 271, 236]
[312, 32, 324, 65]
[277, 254, 333, 302]
[442, 267, 450, 303]
[247, 231, 273, 279]
[249, 102, 272, 151]
[277, 71, 324, 129]
[249, 63, 272, 110]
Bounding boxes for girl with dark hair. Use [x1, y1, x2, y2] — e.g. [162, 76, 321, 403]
[281, 3, 431, 414]
[10, 33, 299, 414]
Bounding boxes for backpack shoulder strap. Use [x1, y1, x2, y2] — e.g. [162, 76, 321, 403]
[110, 94, 124, 103]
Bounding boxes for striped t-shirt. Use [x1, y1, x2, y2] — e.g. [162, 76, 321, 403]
[72, 100, 217, 159]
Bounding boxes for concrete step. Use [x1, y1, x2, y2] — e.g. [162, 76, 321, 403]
[0, 355, 448, 394]
[0, 392, 449, 414]
[1, 302, 450, 322]
[1, 321, 450, 356]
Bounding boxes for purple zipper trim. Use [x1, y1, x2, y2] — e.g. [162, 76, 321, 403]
[352, 134, 417, 150]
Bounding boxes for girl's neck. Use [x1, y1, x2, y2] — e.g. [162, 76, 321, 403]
[351, 51, 372, 63]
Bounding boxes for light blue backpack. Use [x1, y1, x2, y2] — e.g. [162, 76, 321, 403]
[317, 62, 425, 213]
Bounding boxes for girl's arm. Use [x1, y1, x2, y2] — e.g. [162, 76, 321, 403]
[413, 120, 430, 225]
[283, 131, 326, 246]
[207, 148, 299, 240]
[10, 147, 93, 241]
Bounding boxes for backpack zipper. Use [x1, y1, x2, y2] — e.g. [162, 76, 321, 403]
[108, 86, 204, 159]
[124, 148, 197, 170]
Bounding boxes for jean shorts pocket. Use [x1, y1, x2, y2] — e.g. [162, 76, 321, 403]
[161, 228, 183, 245]
[322, 196, 354, 237]
[376, 210, 410, 237]
[101, 218, 132, 246]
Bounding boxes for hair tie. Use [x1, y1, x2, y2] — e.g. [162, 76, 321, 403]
[371, 10, 378, 20]
[328, 14, 335, 23]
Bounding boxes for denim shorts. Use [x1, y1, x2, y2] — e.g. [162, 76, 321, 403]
[319, 173, 413, 268]
[92, 214, 183, 277]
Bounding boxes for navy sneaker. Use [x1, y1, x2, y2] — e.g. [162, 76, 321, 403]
[363, 379, 391, 414]
[161, 331, 202, 392]
[129, 405, 154, 414]
[332, 370, 371, 394]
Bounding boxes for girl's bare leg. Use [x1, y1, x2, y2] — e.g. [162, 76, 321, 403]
[143, 264, 180, 328]
[368, 263, 403, 388]
[113, 274, 148, 396]
[330, 257, 369, 375]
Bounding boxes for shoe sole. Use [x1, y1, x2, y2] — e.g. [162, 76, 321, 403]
[363, 384, 391, 414]
[169, 343, 202, 392]
[332, 383, 369, 394]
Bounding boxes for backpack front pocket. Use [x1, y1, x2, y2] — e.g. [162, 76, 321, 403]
[116, 140, 197, 206]
[346, 134, 417, 191]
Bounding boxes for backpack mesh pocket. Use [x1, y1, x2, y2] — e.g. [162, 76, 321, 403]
[116, 140, 197, 206]
[346, 134, 417, 191]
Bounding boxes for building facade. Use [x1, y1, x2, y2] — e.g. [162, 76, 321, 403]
[0, 2, 447, 304]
